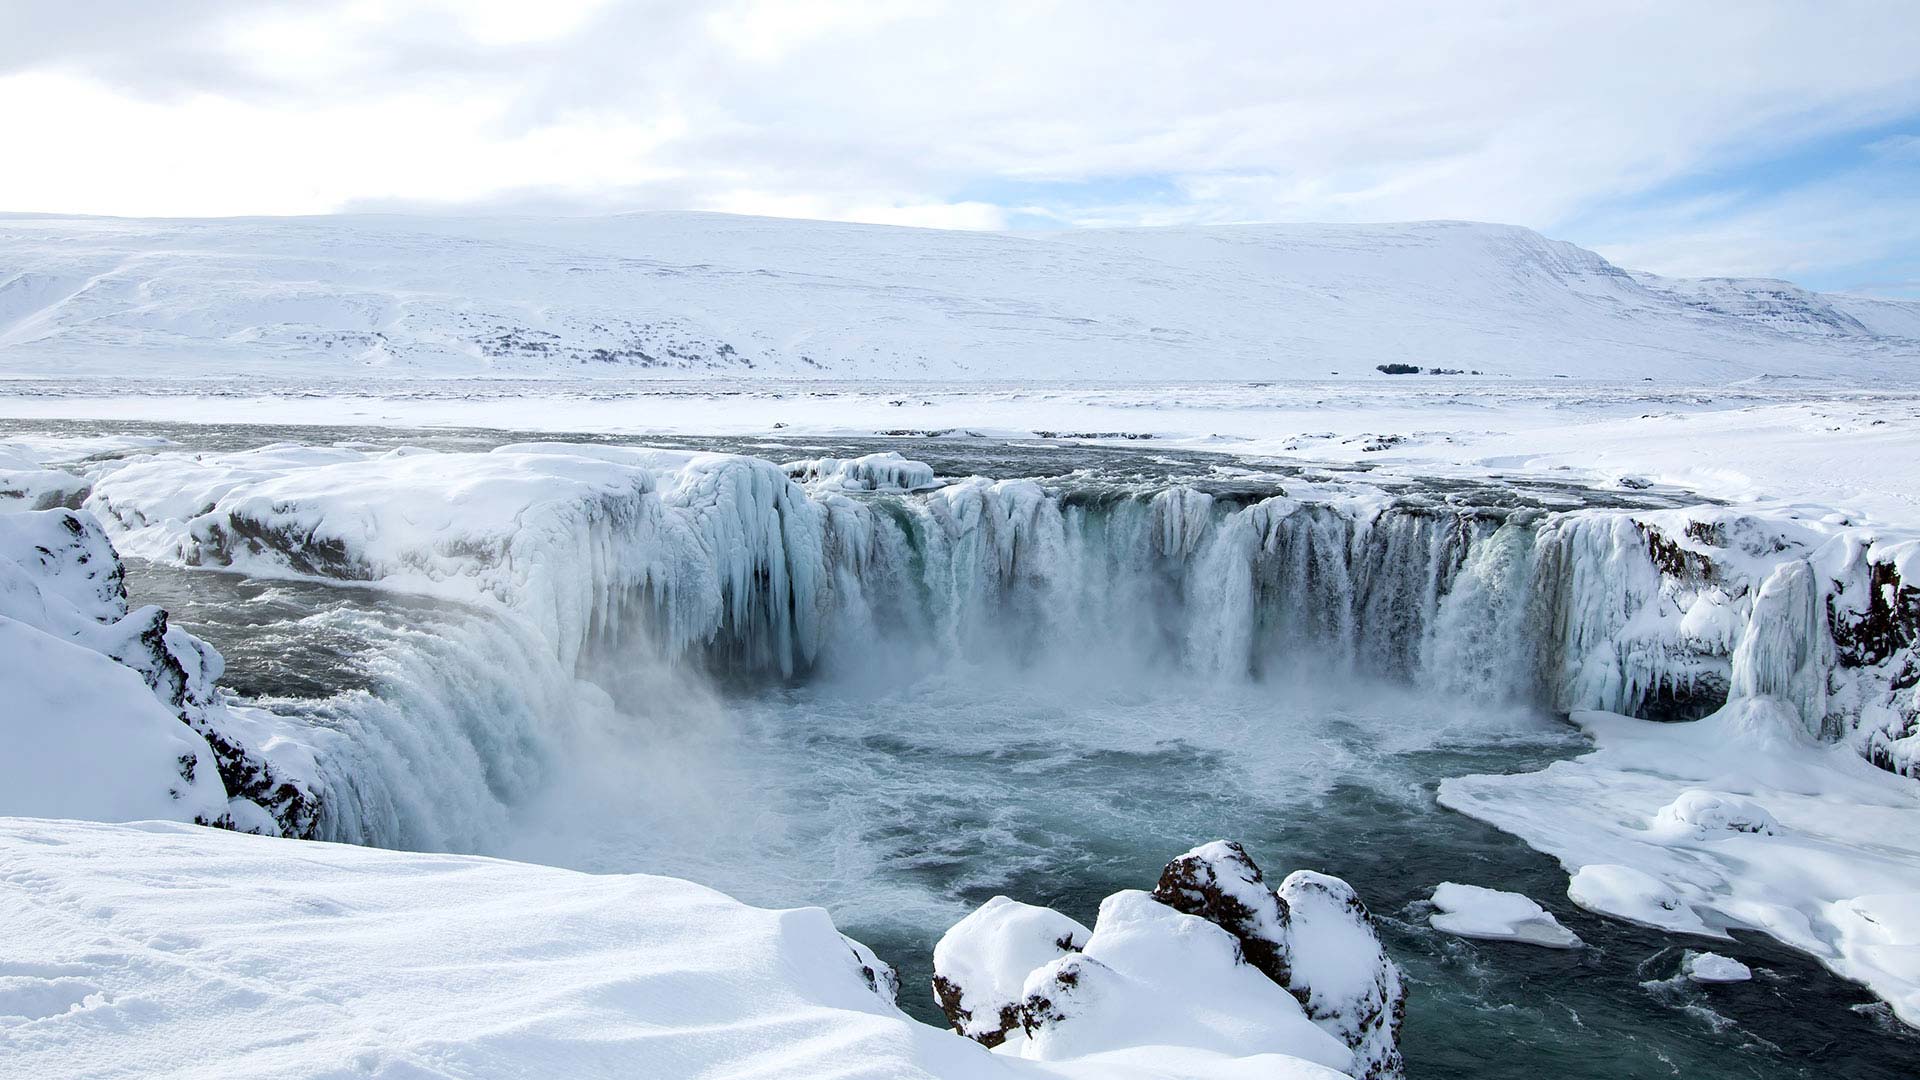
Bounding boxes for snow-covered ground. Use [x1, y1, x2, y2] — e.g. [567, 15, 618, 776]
[0, 818, 1361, 1080]
[2, 213, 1916, 381]
[5, 379, 1918, 524]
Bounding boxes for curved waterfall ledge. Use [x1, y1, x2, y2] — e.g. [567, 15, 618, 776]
[83, 441, 1920, 776]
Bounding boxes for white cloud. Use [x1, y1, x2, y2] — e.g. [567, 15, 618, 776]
[0, 1, 1916, 284]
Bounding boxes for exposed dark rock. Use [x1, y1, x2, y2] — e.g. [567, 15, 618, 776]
[1151, 840, 1292, 987]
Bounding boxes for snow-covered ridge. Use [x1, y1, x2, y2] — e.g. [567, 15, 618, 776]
[1, 212, 1915, 381]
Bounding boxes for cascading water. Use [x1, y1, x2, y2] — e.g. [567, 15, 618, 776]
[87, 428, 1920, 1080]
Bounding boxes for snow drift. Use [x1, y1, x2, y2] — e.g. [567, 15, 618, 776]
[0, 508, 315, 834]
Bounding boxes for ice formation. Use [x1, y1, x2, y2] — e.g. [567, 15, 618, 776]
[783, 451, 938, 492]
[1685, 952, 1754, 984]
[935, 842, 1405, 1080]
[1427, 883, 1583, 949]
[79, 441, 1920, 778]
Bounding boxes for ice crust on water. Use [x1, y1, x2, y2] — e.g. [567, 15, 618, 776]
[1443, 706, 1920, 1025]
[1685, 952, 1754, 984]
[1427, 883, 1583, 949]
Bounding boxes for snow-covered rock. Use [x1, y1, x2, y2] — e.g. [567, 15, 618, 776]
[1017, 891, 1353, 1072]
[0, 508, 317, 835]
[1275, 872, 1406, 1080]
[0, 817, 1356, 1080]
[0, 617, 227, 823]
[1685, 952, 1754, 984]
[931, 896, 1089, 1048]
[1651, 789, 1780, 839]
[0, 444, 89, 512]
[1150, 840, 1294, 984]
[1427, 882, 1583, 949]
[934, 842, 1405, 1080]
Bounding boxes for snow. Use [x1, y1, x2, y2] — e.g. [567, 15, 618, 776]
[1685, 952, 1754, 984]
[1440, 706, 1920, 1025]
[0, 619, 226, 823]
[0, 507, 319, 834]
[0, 213, 1915, 382]
[932, 897, 1090, 1047]
[1427, 883, 1583, 949]
[1015, 891, 1352, 1072]
[0, 817, 1353, 1080]
[0, 510, 226, 823]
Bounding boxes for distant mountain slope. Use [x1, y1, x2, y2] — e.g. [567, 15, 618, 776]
[0, 212, 1913, 380]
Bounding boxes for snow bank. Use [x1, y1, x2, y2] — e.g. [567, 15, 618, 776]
[935, 842, 1405, 1080]
[0, 818, 1353, 1080]
[1427, 883, 1582, 949]
[932, 897, 1089, 1047]
[0, 508, 317, 835]
[1440, 707, 1920, 1026]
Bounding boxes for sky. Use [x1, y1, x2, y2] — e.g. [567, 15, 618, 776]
[3, 0, 1918, 294]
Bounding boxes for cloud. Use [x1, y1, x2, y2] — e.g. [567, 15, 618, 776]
[1, 1, 1917, 285]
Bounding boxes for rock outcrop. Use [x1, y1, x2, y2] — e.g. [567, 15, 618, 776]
[0, 508, 318, 836]
[932, 841, 1405, 1079]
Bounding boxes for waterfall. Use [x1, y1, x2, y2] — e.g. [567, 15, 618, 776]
[84, 443, 1920, 852]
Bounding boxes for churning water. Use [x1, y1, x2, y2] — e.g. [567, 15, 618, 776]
[40, 417, 1910, 1079]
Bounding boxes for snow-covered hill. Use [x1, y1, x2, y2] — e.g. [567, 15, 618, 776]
[0, 212, 1914, 381]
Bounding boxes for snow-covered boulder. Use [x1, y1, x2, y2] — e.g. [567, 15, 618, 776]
[844, 934, 901, 1004]
[1427, 882, 1583, 948]
[1151, 839, 1293, 984]
[1017, 890, 1352, 1072]
[0, 617, 227, 823]
[1276, 871, 1407, 1080]
[1651, 789, 1780, 839]
[783, 451, 937, 492]
[1685, 952, 1753, 983]
[931, 896, 1089, 1047]
[933, 842, 1405, 1079]
[0, 508, 318, 836]
[1149, 842, 1404, 1080]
